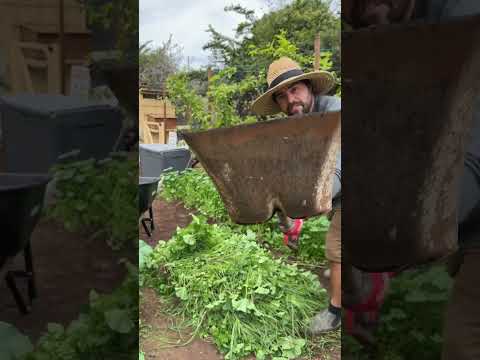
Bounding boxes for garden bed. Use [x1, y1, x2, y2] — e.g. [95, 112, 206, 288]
[139, 170, 340, 360]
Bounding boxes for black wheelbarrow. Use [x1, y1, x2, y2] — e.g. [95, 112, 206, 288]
[0, 173, 50, 314]
[139, 177, 160, 237]
[139, 145, 194, 237]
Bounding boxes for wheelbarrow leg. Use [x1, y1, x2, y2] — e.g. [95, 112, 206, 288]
[149, 206, 155, 231]
[4, 244, 36, 314]
[24, 242, 36, 300]
[5, 271, 30, 314]
[141, 218, 152, 237]
[140, 206, 155, 237]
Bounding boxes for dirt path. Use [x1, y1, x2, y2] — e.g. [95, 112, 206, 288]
[140, 198, 340, 360]
[0, 219, 132, 341]
[139, 198, 193, 246]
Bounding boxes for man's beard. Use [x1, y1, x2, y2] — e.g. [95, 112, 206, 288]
[287, 99, 313, 116]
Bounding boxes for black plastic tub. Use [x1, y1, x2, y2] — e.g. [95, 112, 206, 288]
[139, 144, 191, 177]
[0, 94, 123, 173]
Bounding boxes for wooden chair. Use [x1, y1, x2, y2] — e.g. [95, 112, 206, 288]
[10, 41, 61, 94]
[146, 120, 166, 144]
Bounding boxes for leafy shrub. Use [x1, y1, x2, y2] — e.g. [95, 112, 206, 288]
[48, 153, 138, 250]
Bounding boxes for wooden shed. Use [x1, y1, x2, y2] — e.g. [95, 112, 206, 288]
[0, 0, 90, 95]
[139, 87, 177, 144]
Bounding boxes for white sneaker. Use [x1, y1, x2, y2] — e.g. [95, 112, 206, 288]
[308, 308, 341, 335]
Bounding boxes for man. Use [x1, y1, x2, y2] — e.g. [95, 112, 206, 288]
[251, 57, 342, 334]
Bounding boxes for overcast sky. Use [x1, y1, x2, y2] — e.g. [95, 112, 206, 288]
[139, 0, 340, 69]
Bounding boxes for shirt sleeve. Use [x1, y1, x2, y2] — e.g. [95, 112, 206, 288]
[332, 151, 341, 206]
[317, 95, 341, 112]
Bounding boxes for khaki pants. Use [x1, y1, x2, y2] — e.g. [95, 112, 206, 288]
[442, 248, 480, 360]
[326, 208, 341, 263]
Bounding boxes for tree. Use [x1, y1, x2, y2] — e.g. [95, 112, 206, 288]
[139, 36, 183, 89]
[167, 34, 333, 130]
[203, 0, 340, 75]
[166, 0, 341, 131]
[79, 0, 139, 60]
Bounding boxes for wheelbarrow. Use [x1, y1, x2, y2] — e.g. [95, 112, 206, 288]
[139, 176, 160, 237]
[181, 111, 341, 224]
[138, 145, 192, 237]
[0, 173, 50, 314]
[342, 14, 480, 272]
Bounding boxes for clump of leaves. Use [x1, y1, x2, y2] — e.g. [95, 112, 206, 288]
[24, 264, 138, 360]
[48, 152, 138, 250]
[166, 65, 261, 131]
[160, 169, 330, 264]
[161, 168, 229, 221]
[142, 216, 327, 360]
[376, 266, 452, 359]
[343, 266, 453, 360]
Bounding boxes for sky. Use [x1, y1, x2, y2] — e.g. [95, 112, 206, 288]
[140, 0, 270, 69]
[140, 0, 340, 69]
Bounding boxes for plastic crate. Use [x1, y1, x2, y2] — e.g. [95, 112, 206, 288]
[139, 144, 191, 178]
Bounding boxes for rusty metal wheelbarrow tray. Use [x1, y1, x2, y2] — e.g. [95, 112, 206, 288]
[342, 14, 480, 272]
[181, 111, 341, 224]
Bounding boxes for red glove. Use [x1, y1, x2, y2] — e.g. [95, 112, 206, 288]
[282, 218, 304, 250]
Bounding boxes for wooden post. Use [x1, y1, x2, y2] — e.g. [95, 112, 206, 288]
[59, 0, 65, 94]
[163, 88, 167, 121]
[314, 33, 321, 71]
[186, 105, 191, 125]
[163, 88, 168, 143]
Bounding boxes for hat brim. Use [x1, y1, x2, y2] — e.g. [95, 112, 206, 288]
[251, 71, 336, 116]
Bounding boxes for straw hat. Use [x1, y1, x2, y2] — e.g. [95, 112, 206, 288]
[251, 57, 335, 116]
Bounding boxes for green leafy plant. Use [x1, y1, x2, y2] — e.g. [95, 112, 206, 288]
[376, 266, 452, 359]
[160, 169, 228, 221]
[48, 153, 138, 250]
[24, 264, 139, 360]
[160, 169, 330, 264]
[343, 266, 453, 359]
[142, 216, 326, 360]
[78, 0, 138, 60]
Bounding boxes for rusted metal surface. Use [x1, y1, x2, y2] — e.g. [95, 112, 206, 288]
[343, 15, 480, 272]
[182, 112, 341, 224]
